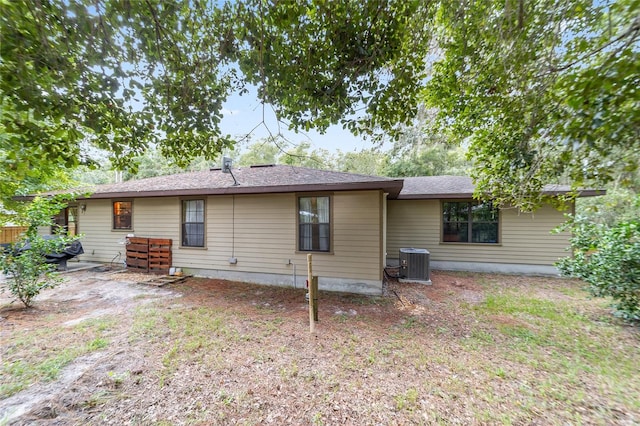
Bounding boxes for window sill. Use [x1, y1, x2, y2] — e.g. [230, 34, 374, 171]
[440, 242, 502, 246]
[111, 229, 133, 232]
[296, 250, 334, 255]
[179, 246, 208, 250]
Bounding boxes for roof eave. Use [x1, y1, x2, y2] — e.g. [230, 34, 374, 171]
[81, 180, 405, 199]
[397, 189, 606, 200]
[397, 192, 474, 200]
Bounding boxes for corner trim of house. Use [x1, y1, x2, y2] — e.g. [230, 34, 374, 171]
[183, 268, 383, 295]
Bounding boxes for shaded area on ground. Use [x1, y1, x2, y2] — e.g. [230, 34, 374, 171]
[1, 269, 638, 425]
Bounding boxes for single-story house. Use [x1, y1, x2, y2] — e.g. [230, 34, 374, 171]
[386, 176, 600, 275]
[39, 165, 602, 294]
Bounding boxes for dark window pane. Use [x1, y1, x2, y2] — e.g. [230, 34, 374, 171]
[115, 215, 132, 229]
[299, 223, 313, 251]
[443, 200, 499, 244]
[472, 223, 498, 243]
[443, 202, 470, 222]
[472, 202, 497, 222]
[182, 223, 205, 247]
[443, 222, 469, 242]
[318, 223, 330, 251]
[182, 200, 205, 247]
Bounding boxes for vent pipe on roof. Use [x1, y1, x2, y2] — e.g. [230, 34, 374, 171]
[222, 157, 239, 186]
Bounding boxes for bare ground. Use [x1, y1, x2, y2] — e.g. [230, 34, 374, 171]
[1, 268, 639, 425]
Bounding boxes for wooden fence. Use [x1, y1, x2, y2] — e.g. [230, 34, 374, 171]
[0, 226, 28, 244]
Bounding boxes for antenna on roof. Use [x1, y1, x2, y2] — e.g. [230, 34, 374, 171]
[222, 157, 232, 173]
[222, 157, 239, 186]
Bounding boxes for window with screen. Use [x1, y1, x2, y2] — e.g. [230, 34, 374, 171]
[442, 201, 499, 243]
[298, 196, 330, 252]
[113, 201, 132, 230]
[182, 199, 205, 247]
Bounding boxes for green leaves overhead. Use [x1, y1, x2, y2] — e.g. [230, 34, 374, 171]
[424, 0, 640, 208]
[2, 0, 639, 212]
[1, 0, 235, 198]
[219, 0, 432, 139]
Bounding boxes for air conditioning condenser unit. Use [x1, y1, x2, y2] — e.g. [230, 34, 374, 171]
[399, 248, 431, 283]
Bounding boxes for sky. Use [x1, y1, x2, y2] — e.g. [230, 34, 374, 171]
[219, 87, 376, 154]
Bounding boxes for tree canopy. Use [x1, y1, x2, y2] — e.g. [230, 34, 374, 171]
[1, 0, 235, 213]
[425, 0, 640, 209]
[1, 0, 638, 211]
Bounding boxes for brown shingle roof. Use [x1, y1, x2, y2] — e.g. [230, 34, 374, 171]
[399, 176, 475, 199]
[398, 176, 604, 199]
[22, 168, 604, 202]
[75, 165, 404, 199]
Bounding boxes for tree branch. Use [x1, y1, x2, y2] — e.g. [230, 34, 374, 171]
[548, 15, 640, 74]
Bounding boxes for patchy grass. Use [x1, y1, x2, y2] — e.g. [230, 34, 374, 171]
[0, 317, 115, 398]
[466, 277, 640, 419]
[1, 272, 638, 425]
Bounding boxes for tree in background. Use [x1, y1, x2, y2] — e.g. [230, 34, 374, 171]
[279, 142, 333, 169]
[71, 145, 243, 184]
[237, 140, 280, 167]
[70, 138, 332, 184]
[71, 137, 468, 184]
[382, 107, 471, 177]
[425, 0, 639, 210]
[334, 149, 387, 176]
[2, 0, 638, 213]
[384, 144, 469, 178]
[1, 0, 236, 210]
[576, 169, 640, 226]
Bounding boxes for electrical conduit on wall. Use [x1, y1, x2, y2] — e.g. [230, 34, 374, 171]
[229, 194, 237, 264]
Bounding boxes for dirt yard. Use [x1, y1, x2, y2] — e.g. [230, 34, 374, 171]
[1, 268, 639, 425]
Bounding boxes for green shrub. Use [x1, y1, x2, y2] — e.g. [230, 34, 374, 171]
[557, 217, 640, 322]
[2, 237, 71, 307]
[1, 195, 80, 307]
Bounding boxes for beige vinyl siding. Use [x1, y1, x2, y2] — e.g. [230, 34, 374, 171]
[175, 193, 297, 274]
[134, 197, 180, 239]
[387, 200, 571, 266]
[200, 191, 382, 280]
[234, 194, 295, 270]
[78, 191, 383, 281]
[329, 191, 382, 280]
[76, 198, 179, 263]
[75, 199, 126, 262]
